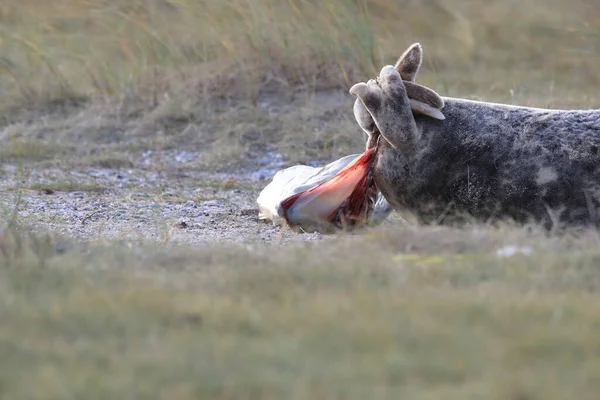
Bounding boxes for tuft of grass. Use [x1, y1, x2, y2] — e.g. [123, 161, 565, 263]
[0, 138, 71, 162]
[1, 225, 600, 398]
[84, 153, 135, 169]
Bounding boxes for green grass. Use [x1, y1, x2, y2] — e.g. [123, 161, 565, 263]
[2, 225, 600, 399]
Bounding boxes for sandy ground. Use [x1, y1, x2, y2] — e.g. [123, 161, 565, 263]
[0, 149, 332, 245]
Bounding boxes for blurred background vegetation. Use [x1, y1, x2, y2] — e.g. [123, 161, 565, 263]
[1, 0, 600, 113]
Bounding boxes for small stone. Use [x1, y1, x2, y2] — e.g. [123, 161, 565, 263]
[203, 200, 223, 207]
[174, 220, 189, 229]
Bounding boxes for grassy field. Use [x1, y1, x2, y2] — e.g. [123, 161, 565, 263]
[3, 223, 600, 399]
[3, 0, 600, 398]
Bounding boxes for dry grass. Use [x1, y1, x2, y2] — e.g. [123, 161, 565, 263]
[0, 137, 72, 163]
[2, 224, 600, 399]
[2, 0, 600, 112]
[3, 0, 600, 169]
[3, 0, 600, 398]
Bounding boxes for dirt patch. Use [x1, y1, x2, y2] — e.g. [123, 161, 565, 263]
[0, 90, 395, 245]
[0, 152, 329, 245]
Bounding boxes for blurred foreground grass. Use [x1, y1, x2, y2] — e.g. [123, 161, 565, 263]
[3, 1, 600, 398]
[2, 224, 600, 399]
